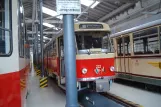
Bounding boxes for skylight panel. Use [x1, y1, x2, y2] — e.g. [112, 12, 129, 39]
[81, 0, 100, 8]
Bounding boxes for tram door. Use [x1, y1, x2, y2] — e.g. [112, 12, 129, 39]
[123, 35, 132, 78]
[116, 35, 132, 78]
[58, 37, 65, 84]
[116, 37, 124, 73]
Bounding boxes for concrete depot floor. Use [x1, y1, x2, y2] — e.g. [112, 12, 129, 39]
[109, 82, 161, 107]
[26, 66, 66, 107]
[26, 64, 161, 107]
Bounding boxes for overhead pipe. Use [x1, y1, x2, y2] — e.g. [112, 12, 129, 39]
[98, 3, 134, 22]
[35, 0, 39, 65]
[32, 0, 36, 53]
[39, 0, 45, 77]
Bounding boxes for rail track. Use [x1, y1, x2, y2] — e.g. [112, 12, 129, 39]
[101, 92, 143, 107]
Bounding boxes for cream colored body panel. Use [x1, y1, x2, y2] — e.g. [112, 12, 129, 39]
[76, 53, 114, 60]
[131, 58, 161, 77]
[116, 57, 161, 77]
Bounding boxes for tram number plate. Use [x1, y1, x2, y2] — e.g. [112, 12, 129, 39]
[79, 24, 103, 29]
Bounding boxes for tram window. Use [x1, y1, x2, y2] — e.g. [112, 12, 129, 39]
[133, 27, 159, 55]
[53, 40, 56, 55]
[76, 33, 102, 49]
[0, 0, 12, 56]
[124, 36, 131, 55]
[76, 32, 113, 53]
[102, 37, 114, 52]
[58, 38, 64, 57]
[117, 38, 123, 56]
[18, 1, 25, 57]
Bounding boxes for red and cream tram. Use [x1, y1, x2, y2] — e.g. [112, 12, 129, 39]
[111, 19, 161, 87]
[44, 22, 115, 92]
[0, 0, 30, 107]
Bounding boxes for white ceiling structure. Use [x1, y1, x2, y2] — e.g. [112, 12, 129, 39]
[23, 0, 140, 50]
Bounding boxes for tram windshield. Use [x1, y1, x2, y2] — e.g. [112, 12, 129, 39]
[76, 32, 113, 54]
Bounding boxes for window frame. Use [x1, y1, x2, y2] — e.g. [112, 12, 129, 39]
[133, 26, 159, 55]
[123, 35, 131, 56]
[116, 37, 123, 56]
[0, 0, 12, 57]
[18, 0, 25, 58]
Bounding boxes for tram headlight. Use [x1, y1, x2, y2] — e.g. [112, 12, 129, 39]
[82, 68, 88, 74]
[110, 66, 115, 72]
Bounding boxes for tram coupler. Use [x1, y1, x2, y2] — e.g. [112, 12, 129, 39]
[94, 79, 110, 92]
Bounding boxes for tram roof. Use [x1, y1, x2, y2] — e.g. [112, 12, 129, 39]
[44, 21, 110, 49]
[110, 19, 161, 38]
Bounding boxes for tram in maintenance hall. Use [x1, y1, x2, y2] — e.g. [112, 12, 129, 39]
[0, 0, 30, 107]
[44, 22, 116, 92]
[111, 19, 161, 87]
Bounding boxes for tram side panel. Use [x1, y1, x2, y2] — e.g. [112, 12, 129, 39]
[113, 24, 161, 86]
[0, 0, 30, 106]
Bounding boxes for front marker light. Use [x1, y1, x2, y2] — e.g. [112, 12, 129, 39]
[82, 68, 88, 74]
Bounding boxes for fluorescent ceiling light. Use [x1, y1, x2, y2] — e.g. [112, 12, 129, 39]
[43, 36, 48, 39]
[38, 35, 50, 40]
[81, 0, 100, 8]
[42, 7, 58, 16]
[43, 23, 55, 28]
[91, 1, 100, 8]
[74, 19, 78, 22]
[57, 15, 63, 20]
[53, 27, 59, 30]
[42, 7, 62, 19]
[43, 23, 59, 30]
[20, 6, 23, 13]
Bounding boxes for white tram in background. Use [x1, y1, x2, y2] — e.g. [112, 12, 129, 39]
[0, 0, 30, 107]
[44, 22, 116, 92]
[111, 19, 161, 87]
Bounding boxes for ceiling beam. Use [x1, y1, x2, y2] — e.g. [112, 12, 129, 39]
[109, 1, 161, 27]
[27, 31, 58, 34]
[98, 3, 134, 22]
[101, 0, 138, 3]
[25, 19, 63, 24]
[28, 37, 51, 40]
